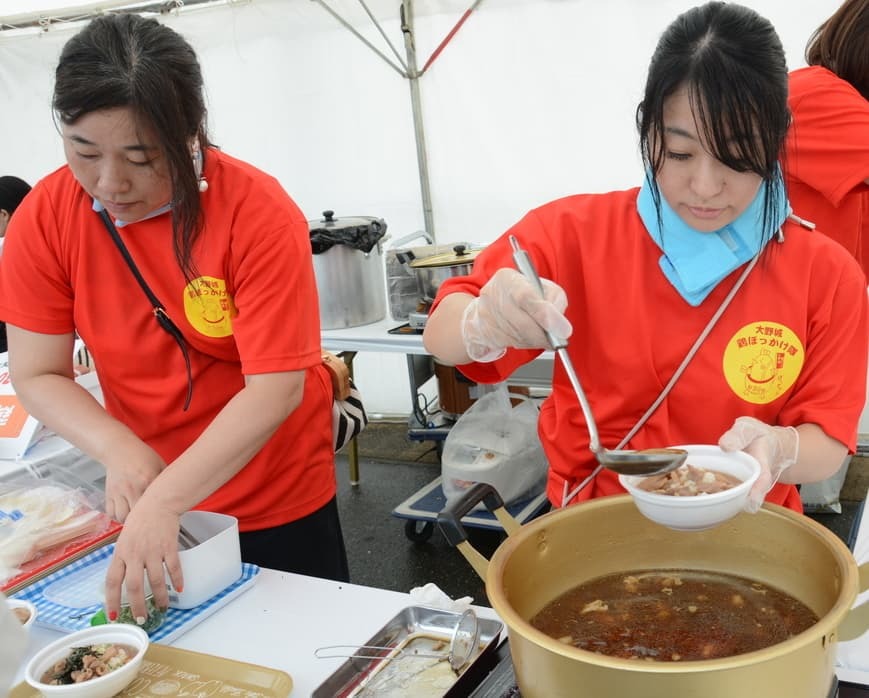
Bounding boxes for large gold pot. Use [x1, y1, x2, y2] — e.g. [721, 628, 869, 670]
[438, 486, 869, 698]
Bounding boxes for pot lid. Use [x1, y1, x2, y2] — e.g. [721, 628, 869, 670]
[409, 244, 481, 268]
[309, 210, 387, 255]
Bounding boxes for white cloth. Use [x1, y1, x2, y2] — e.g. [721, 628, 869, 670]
[409, 583, 473, 612]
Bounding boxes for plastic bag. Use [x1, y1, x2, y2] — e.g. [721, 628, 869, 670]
[800, 455, 851, 514]
[441, 385, 547, 508]
[0, 473, 108, 584]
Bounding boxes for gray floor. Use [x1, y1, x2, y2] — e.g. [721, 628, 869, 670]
[335, 453, 508, 607]
[334, 422, 867, 608]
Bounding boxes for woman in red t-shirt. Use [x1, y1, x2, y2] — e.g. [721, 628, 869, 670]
[0, 14, 349, 623]
[424, 2, 868, 515]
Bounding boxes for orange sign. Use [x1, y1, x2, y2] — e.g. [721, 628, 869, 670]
[0, 394, 29, 438]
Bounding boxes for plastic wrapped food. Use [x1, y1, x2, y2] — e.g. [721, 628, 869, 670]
[0, 477, 108, 584]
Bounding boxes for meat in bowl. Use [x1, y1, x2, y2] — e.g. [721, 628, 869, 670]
[637, 463, 742, 496]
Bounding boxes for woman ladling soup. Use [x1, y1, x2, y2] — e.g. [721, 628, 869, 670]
[423, 1, 869, 513]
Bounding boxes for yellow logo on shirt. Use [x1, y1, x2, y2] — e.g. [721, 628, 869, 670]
[184, 276, 237, 338]
[722, 322, 804, 404]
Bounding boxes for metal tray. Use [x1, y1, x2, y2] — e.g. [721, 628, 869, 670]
[312, 605, 503, 698]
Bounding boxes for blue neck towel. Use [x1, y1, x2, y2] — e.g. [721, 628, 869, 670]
[637, 173, 790, 306]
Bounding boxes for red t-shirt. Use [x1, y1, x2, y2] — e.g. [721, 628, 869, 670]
[433, 189, 869, 512]
[0, 150, 336, 532]
[785, 66, 869, 277]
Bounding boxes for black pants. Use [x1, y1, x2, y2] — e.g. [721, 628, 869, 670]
[239, 496, 350, 582]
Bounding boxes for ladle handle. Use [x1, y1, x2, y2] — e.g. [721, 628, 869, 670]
[508, 235, 602, 454]
[508, 236, 565, 350]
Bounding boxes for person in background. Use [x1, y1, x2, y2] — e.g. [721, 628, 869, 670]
[423, 2, 868, 515]
[0, 176, 32, 353]
[784, 0, 869, 276]
[0, 176, 30, 244]
[0, 13, 349, 624]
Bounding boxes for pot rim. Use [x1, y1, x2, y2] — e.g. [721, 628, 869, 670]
[486, 494, 860, 674]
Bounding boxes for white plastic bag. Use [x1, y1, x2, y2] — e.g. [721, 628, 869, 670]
[441, 385, 547, 507]
[800, 455, 851, 514]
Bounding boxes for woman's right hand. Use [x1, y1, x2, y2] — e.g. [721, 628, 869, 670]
[461, 268, 573, 362]
[103, 445, 166, 523]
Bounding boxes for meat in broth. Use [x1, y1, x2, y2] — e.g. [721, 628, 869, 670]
[530, 569, 818, 661]
[40, 643, 138, 684]
[637, 464, 741, 495]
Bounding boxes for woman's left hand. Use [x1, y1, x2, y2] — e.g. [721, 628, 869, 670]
[718, 416, 799, 513]
[103, 445, 166, 523]
[103, 498, 184, 625]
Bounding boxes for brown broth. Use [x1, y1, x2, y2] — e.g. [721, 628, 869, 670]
[530, 569, 818, 661]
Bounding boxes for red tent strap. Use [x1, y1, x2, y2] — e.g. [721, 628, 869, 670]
[420, 0, 483, 75]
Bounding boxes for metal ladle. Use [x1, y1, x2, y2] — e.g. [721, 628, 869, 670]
[314, 608, 480, 672]
[509, 236, 687, 477]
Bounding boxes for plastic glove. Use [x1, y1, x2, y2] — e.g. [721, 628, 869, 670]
[718, 417, 799, 513]
[461, 267, 573, 362]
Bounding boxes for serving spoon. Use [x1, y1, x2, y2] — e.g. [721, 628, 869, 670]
[509, 236, 687, 477]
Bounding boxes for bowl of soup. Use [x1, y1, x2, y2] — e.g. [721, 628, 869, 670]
[618, 444, 761, 531]
[24, 624, 148, 698]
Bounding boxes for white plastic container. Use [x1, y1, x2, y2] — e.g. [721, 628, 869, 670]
[167, 510, 242, 609]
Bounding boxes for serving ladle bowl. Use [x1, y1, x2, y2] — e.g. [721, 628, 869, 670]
[509, 236, 687, 477]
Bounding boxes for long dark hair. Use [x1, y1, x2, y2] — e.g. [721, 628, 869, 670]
[806, 0, 869, 101]
[53, 13, 210, 280]
[636, 2, 790, 241]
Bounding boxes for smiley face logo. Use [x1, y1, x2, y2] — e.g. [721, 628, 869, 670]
[184, 276, 237, 338]
[722, 322, 804, 404]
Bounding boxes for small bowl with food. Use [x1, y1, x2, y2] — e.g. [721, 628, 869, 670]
[24, 623, 148, 698]
[8, 598, 38, 631]
[618, 444, 761, 531]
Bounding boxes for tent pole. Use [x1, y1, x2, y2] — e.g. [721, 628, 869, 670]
[401, 0, 436, 242]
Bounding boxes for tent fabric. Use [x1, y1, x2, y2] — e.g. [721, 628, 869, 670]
[0, 0, 843, 415]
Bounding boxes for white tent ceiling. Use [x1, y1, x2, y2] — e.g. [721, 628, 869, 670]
[0, 0, 533, 31]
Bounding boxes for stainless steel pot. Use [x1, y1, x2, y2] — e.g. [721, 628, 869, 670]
[438, 485, 869, 698]
[405, 244, 480, 303]
[309, 210, 387, 330]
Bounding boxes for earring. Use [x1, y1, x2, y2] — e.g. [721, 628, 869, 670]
[192, 138, 208, 193]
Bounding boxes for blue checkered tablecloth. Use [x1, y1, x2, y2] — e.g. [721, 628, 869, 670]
[12, 544, 259, 644]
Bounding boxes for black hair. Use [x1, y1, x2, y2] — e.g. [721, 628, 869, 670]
[0, 176, 32, 214]
[636, 1, 790, 242]
[53, 13, 210, 280]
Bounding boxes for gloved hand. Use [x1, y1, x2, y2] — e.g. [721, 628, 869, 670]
[461, 268, 573, 362]
[718, 416, 799, 513]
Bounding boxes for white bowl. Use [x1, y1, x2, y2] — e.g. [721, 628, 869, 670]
[618, 444, 761, 531]
[25, 624, 148, 698]
[8, 598, 38, 631]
